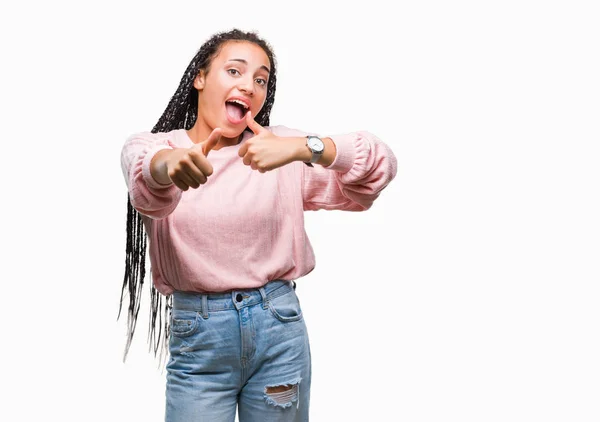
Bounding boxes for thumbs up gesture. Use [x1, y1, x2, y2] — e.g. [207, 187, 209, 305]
[238, 111, 298, 173]
[163, 128, 222, 191]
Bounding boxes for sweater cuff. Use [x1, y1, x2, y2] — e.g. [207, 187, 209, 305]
[142, 145, 174, 189]
[323, 133, 356, 173]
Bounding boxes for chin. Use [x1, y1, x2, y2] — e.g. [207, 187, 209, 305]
[221, 128, 246, 140]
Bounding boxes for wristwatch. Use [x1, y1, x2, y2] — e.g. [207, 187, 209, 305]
[305, 136, 325, 167]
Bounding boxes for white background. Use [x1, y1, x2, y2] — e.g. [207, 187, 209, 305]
[1, 0, 598, 421]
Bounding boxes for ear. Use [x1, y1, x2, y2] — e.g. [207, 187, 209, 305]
[194, 70, 206, 90]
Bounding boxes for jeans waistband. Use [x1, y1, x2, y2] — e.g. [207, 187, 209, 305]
[171, 279, 295, 316]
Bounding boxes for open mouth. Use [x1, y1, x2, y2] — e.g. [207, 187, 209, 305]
[225, 99, 249, 123]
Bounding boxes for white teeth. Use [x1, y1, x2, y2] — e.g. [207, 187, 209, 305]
[228, 99, 249, 110]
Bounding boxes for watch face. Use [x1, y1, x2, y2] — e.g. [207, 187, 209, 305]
[308, 137, 324, 153]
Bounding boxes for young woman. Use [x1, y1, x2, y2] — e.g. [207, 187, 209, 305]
[120, 28, 397, 421]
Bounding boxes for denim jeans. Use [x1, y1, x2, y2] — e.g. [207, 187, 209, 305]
[165, 280, 311, 422]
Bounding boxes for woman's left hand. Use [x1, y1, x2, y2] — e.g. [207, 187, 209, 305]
[238, 111, 303, 173]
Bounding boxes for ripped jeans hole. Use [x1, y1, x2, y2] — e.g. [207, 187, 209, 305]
[264, 382, 300, 408]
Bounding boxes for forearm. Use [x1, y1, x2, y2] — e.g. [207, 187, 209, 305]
[290, 137, 337, 167]
[150, 149, 174, 186]
[121, 138, 182, 219]
[301, 130, 398, 211]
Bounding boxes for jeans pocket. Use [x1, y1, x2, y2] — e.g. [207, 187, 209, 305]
[267, 289, 303, 323]
[170, 309, 200, 338]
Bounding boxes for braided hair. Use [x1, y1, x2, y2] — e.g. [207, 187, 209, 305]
[118, 28, 279, 363]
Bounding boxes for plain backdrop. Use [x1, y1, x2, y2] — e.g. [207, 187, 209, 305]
[1, 0, 599, 421]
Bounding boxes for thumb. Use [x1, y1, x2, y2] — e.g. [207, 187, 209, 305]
[202, 128, 222, 157]
[246, 111, 263, 134]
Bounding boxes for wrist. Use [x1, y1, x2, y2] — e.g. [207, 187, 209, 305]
[150, 148, 174, 186]
[292, 137, 312, 163]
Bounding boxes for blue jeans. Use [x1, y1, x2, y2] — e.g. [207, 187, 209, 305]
[165, 280, 311, 422]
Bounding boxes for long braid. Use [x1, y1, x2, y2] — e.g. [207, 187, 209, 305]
[118, 29, 280, 365]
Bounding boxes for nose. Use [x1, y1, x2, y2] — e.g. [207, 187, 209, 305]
[238, 77, 255, 96]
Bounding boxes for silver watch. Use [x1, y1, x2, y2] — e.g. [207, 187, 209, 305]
[306, 136, 325, 164]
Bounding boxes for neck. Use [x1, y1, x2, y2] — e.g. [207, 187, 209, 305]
[186, 123, 244, 150]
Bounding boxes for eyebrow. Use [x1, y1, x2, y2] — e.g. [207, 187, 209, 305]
[227, 58, 270, 74]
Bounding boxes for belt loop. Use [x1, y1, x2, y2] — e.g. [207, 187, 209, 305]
[201, 294, 209, 319]
[259, 287, 268, 310]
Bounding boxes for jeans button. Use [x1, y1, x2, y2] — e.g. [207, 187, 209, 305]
[236, 293, 243, 302]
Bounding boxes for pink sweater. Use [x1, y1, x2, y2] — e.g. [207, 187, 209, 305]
[121, 125, 397, 294]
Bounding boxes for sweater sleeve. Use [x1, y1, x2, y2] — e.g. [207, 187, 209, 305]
[302, 130, 398, 211]
[270, 125, 397, 211]
[120, 131, 183, 219]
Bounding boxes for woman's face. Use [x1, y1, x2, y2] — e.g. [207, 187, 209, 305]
[194, 41, 271, 140]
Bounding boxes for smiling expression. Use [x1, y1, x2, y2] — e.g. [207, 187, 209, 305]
[193, 41, 271, 142]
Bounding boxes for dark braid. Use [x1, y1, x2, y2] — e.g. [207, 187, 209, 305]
[118, 29, 280, 364]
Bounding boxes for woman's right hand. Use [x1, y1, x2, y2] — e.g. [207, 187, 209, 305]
[151, 128, 222, 191]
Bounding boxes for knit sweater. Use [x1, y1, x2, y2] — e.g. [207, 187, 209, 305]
[120, 125, 397, 294]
